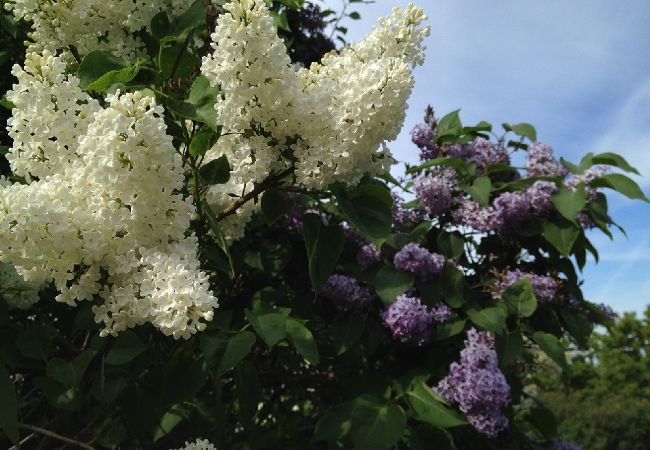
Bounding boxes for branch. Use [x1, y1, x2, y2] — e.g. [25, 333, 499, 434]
[18, 424, 96, 450]
[215, 167, 294, 222]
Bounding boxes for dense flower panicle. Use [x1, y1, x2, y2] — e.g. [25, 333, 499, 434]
[493, 270, 559, 303]
[0, 262, 42, 310]
[526, 142, 566, 177]
[436, 329, 510, 437]
[553, 438, 584, 450]
[357, 243, 382, 268]
[413, 168, 457, 215]
[452, 199, 494, 232]
[6, 51, 101, 179]
[381, 294, 435, 344]
[1, 64, 218, 338]
[430, 302, 453, 322]
[411, 123, 436, 152]
[490, 181, 557, 233]
[6, 0, 191, 59]
[172, 439, 217, 450]
[447, 138, 509, 170]
[200, 0, 428, 238]
[392, 192, 426, 230]
[321, 275, 373, 313]
[393, 242, 444, 278]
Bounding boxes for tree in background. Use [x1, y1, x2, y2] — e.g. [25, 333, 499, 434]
[536, 308, 650, 450]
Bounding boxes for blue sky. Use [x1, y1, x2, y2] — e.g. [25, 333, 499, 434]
[323, 0, 650, 314]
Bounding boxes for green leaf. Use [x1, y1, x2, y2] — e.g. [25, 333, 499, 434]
[468, 306, 507, 334]
[105, 330, 146, 365]
[436, 231, 465, 260]
[303, 214, 345, 292]
[216, 331, 256, 377]
[234, 361, 261, 427]
[158, 33, 199, 79]
[350, 395, 407, 450]
[189, 129, 218, 158]
[532, 332, 567, 369]
[466, 176, 492, 205]
[591, 173, 649, 202]
[407, 157, 476, 178]
[525, 401, 558, 440]
[286, 319, 319, 365]
[370, 264, 414, 305]
[510, 122, 537, 141]
[0, 13, 18, 38]
[559, 309, 593, 348]
[502, 278, 537, 318]
[436, 319, 466, 340]
[588, 152, 640, 175]
[332, 316, 366, 355]
[406, 380, 467, 428]
[0, 96, 14, 110]
[313, 404, 352, 443]
[348, 11, 361, 19]
[150, 12, 172, 39]
[261, 188, 294, 224]
[334, 183, 393, 244]
[199, 155, 230, 185]
[0, 365, 19, 443]
[496, 332, 523, 368]
[153, 407, 184, 442]
[77, 51, 127, 89]
[436, 109, 462, 141]
[173, 0, 207, 34]
[201, 200, 235, 278]
[86, 63, 141, 92]
[440, 263, 467, 308]
[552, 185, 586, 223]
[543, 220, 580, 256]
[187, 76, 220, 131]
[245, 309, 287, 348]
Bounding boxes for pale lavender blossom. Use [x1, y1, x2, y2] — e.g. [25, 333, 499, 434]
[452, 199, 495, 232]
[436, 328, 510, 437]
[392, 193, 426, 231]
[381, 294, 435, 344]
[490, 181, 557, 233]
[447, 138, 509, 170]
[493, 269, 558, 303]
[595, 302, 617, 321]
[431, 303, 453, 322]
[527, 180, 557, 216]
[357, 243, 382, 267]
[393, 242, 445, 278]
[526, 142, 566, 177]
[413, 169, 457, 215]
[411, 123, 436, 153]
[321, 274, 373, 313]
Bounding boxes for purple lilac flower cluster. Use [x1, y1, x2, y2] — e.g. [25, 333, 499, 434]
[413, 168, 457, 215]
[452, 199, 494, 232]
[489, 181, 557, 233]
[526, 142, 566, 177]
[393, 242, 445, 278]
[446, 138, 509, 170]
[493, 269, 559, 303]
[381, 294, 436, 344]
[321, 274, 373, 313]
[411, 123, 437, 159]
[357, 243, 382, 267]
[554, 438, 584, 450]
[392, 192, 426, 231]
[436, 329, 510, 437]
[430, 302, 453, 322]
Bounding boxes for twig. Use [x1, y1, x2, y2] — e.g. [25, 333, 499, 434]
[215, 167, 294, 222]
[8, 432, 35, 450]
[18, 424, 96, 450]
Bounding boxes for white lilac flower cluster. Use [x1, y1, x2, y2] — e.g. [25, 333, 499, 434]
[1, 52, 217, 339]
[172, 438, 217, 450]
[201, 0, 429, 239]
[5, 0, 192, 59]
[0, 262, 42, 310]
